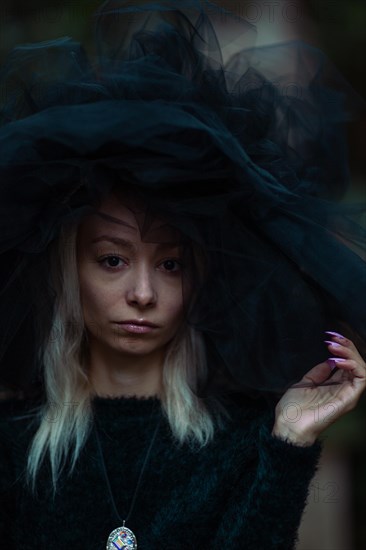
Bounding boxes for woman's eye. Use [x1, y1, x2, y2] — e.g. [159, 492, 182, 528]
[97, 256, 125, 269]
[160, 259, 183, 273]
[96, 256, 183, 273]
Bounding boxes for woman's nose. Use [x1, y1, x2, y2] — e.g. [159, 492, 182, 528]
[125, 264, 157, 307]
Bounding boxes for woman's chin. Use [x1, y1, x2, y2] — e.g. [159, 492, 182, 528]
[105, 340, 166, 359]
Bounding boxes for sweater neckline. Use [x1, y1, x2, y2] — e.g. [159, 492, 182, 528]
[91, 393, 162, 420]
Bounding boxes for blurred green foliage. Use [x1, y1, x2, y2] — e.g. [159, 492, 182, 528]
[307, 0, 366, 92]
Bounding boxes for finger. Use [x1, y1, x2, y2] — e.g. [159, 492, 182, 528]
[325, 330, 350, 342]
[324, 340, 353, 358]
[324, 338, 363, 361]
[294, 361, 334, 386]
[327, 358, 366, 381]
[325, 331, 359, 354]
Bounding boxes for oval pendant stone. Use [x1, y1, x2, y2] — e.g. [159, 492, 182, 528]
[106, 526, 137, 549]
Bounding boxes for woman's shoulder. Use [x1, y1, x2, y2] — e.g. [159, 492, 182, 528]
[206, 391, 277, 449]
[214, 390, 276, 424]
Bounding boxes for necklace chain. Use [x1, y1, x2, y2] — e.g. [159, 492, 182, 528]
[93, 400, 162, 525]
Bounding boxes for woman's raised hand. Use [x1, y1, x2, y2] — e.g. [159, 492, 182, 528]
[271, 332, 366, 446]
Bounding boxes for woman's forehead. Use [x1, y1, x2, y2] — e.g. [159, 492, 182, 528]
[80, 193, 183, 243]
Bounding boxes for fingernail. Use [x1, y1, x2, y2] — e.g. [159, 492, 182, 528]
[327, 357, 346, 368]
[327, 358, 339, 370]
[324, 340, 341, 347]
[325, 331, 346, 340]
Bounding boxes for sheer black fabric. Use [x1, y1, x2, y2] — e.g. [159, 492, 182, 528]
[0, 0, 365, 397]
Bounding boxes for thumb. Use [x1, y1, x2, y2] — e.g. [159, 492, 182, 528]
[293, 361, 337, 387]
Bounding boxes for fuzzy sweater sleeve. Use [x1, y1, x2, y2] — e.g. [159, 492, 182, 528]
[210, 404, 323, 550]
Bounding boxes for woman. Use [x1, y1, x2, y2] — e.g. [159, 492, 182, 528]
[0, 1, 365, 549]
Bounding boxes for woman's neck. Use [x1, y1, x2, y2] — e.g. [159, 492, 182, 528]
[87, 341, 164, 398]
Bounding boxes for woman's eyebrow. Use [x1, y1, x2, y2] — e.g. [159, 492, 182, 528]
[90, 236, 136, 251]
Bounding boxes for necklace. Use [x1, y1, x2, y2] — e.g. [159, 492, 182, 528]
[93, 399, 162, 550]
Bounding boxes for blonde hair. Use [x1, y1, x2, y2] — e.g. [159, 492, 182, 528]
[26, 217, 230, 491]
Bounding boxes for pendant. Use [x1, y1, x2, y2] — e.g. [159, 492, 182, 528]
[106, 525, 137, 549]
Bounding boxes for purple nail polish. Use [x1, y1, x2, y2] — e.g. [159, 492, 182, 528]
[327, 357, 346, 369]
[324, 340, 341, 347]
[325, 331, 345, 340]
[327, 358, 337, 370]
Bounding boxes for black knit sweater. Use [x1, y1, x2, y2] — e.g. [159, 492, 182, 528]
[0, 393, 322, 549]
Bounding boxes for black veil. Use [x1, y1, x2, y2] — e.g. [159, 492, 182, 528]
[0, 0, 365, 398]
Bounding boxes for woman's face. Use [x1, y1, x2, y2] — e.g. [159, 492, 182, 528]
[76, 193, 188, 362]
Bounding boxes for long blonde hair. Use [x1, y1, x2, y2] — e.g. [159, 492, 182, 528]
[26, 215, 230, 491]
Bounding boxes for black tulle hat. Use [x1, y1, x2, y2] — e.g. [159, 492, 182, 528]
[0, 0, 365, 398]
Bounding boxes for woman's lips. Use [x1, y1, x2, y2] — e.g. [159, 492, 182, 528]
[114, 322, 157, 334]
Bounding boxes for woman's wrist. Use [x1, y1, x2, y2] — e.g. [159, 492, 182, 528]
[271, 421, 317, 447]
